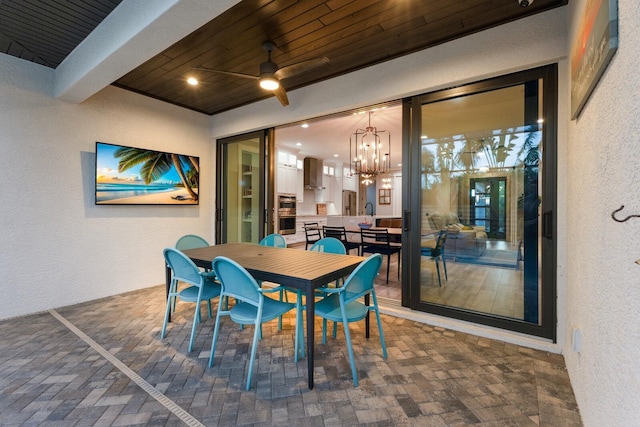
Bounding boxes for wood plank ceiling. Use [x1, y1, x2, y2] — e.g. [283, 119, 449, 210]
[1, 0, 567, 115]
[0, 0, 123, 67]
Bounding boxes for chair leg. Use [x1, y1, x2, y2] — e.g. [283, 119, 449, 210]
[322, 319, 328, 344]
[435, 259, 442, 287]
[397, 251, 401, 279]
[246, 320, 262, 391]
[371, 294, 388, 359]
[161, 291, 173, 339]
[208, 308, 225, 367]
[386, 254, 391, 284]
[188, 299, 201, 352]
[339, 307, 359, 387]
[294, 290, 304, 362]
[442, 255, 448, 281]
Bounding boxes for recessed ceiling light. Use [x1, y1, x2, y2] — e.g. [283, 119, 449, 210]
[187, 77, 198, 86]
[333, 154, 339, 157]
[301, 123, 309, 128]
[295, 142, 302, 146]
[537, 118, 544, 123]
[421, 135, 428, 139]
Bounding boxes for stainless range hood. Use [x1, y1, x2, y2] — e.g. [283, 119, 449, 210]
[303, 157, 324, 189]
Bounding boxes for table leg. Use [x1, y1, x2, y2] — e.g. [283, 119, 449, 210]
[165, 264, 172, 322]
[306, 285, 315, 389]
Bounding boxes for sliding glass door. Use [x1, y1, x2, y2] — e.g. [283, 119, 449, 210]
[216, 130, 274, 244]
[405, 65, 557, 339]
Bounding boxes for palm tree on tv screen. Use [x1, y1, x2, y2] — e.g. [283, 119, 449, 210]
[114, 147, 199, 201]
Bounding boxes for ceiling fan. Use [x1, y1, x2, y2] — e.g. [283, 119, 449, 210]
[194, 41, 329, 106]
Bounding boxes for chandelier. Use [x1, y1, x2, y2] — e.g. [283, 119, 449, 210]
[349, 111, 391, 185]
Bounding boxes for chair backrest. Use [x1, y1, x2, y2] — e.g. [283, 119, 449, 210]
[341, 254, 383, 303]
[164, 247, 204, 287]
[309, 237, 346, 255]
[259, 233, 287, 248]
[304, 222, 321, 240]
[360, 229, 391, 247]
[212, 256, 261, 307]
[323, 225, 347, 241]
[430, 230, 448, 256]
[175, 234, 209, 250]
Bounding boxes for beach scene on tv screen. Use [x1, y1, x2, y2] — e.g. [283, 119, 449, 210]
[96, 142, 199, 205]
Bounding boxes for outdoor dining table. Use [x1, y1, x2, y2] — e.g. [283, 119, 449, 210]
[166, 242, 366, 389]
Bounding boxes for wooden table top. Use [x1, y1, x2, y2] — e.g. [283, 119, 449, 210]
[182, 243, 365, 289]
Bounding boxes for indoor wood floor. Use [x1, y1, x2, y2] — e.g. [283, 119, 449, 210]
[292, 241, 527, 320]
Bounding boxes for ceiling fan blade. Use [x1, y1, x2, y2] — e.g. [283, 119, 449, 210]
[274, 56, 329, 80]
[193, 67, 259, 80]
[273, 85, 289, 106]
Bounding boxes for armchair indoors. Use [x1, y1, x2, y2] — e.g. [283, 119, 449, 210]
[427, 212, 487, 259]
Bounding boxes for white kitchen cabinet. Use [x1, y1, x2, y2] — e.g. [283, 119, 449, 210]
[296, 169, 304, 201]
[277, 149, 303, 196]
[343, 169, 357, 192]
[277, 164, 297, 194]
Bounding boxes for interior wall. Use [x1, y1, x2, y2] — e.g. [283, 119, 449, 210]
[565, 1, 640, 425]
[0, 54, 213, 320]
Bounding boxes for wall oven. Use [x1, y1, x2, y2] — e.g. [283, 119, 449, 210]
[278, 194, 296, 235]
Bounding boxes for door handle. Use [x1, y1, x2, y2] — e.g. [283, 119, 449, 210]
[402, 210, 410, 231]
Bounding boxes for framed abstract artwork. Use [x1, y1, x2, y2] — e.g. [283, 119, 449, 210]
[570, 0, 618, 119]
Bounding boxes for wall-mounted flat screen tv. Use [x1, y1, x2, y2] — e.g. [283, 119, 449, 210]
[95, 142, 199, 205]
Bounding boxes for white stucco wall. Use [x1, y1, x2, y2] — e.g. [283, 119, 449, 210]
[0, 53, 213, 320]
[210, 9, 570, 352]
[564, 1, 640, 425]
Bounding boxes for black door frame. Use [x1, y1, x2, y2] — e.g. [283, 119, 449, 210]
[215, 129, 275, 244]
[402, 64, 558, 340]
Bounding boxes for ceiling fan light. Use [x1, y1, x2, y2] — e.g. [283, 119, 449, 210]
[260, 77, 279, 90]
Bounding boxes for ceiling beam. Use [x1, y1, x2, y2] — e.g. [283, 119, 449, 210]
[54, 0, 241, 104]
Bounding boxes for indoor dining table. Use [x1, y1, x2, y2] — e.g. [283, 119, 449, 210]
[168, 242, 365, 389]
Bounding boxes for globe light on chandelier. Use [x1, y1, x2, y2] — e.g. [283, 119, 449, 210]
[349, 111, 391, 186]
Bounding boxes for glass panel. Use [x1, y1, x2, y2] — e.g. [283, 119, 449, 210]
[419, 84, 542, 323]
[221, 137, 261, 243]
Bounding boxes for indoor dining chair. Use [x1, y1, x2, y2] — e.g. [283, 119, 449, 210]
[162, 247, 221, 352]
[323, 225, 360, 255]
[314, 253, 387, 386]
[303, 222, 321, 249]
[420, 230, 448, 287]
[208, 256, 303, 390]
[360, 229, 402, 284]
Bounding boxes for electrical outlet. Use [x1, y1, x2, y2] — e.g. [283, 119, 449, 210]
[572, 328, 582, 352]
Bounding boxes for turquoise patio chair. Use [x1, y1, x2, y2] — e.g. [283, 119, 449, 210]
[162, 247, 221, 352]
[176, 234, 209, 250]
[259, 233, 288, 329]
[173, 234, 211, 311]
[259, 233, 286, 248]
[314, 253, 387, 386]
[287, 237, 348, 358]
[208, 256, 303, 390]
[309, 236, 346, 255]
